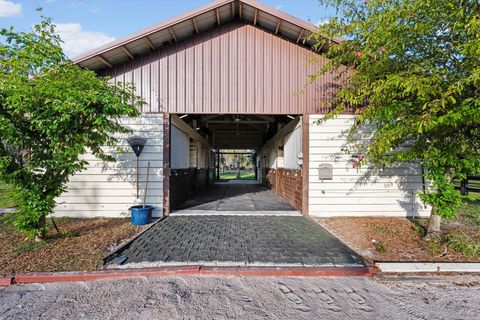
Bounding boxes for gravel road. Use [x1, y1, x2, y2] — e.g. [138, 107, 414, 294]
[0, 275, 478, 319]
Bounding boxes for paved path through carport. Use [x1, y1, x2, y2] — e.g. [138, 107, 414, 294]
[109, 216, 364, 267]
[173, 182, 299, 214]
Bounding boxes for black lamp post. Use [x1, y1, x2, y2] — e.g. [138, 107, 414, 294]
[127, 136, 147, 198]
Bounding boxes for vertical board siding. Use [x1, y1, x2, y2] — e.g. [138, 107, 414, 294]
[54, 115, 164, 218]
[308, 115, 431, 217]
[103, 22, 346, 114]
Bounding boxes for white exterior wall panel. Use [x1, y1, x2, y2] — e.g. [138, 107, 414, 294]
[308, 115, 430, 217]
[53, 114, 164, 218]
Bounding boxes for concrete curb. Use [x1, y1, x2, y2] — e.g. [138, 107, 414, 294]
[376, 262, 480, 273]
[0, 266, 376, 286]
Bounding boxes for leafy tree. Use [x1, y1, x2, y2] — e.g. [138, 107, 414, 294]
[0, 18, 142, 239]
[310, 0, 480, 233]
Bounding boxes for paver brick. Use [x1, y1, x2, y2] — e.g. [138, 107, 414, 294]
[116, 216, 364, 266]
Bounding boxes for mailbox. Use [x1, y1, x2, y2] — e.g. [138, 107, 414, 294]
[318, 164, 333, 181]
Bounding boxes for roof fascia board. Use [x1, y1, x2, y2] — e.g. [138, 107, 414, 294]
[72, 0, 233, 64]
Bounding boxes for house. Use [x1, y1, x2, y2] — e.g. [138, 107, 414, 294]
[55, 0, 430, 218]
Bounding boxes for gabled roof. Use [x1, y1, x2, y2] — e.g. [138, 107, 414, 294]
[72, 0, 340, 71]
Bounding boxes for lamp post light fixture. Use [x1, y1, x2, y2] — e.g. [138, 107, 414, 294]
[127, 136, 147, 198]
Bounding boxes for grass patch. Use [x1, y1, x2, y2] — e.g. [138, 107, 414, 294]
[219, 170, 255, 180]
[445, 231, 479, 257]
[370, 223, 401, 236]
[15, 240, 48, 255]
[0, 183, 15, 208]
[426, 234, 444, 256]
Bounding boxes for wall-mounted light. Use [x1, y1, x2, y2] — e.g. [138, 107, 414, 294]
[179, 114, 188, 119]
[287, 115, 295, 120]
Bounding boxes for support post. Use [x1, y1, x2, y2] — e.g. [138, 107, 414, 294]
[163, 113, 171, 216]
[460, 179, 469, 195]
[301, 114, 309, 216]
[216, 151, 220, 180]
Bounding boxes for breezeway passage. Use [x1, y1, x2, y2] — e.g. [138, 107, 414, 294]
[107, 215, 364, 267]
[172, 181, 299, 215]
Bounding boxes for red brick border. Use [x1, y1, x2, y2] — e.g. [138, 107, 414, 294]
[0, 277, 13, 286]
[2, 266, 376, 286]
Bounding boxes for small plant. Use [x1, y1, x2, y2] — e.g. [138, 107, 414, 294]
[445, 232, 479, 257]
[373, 241, 388, 253]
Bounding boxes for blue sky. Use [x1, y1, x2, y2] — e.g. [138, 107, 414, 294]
[0, 0, 334, 57]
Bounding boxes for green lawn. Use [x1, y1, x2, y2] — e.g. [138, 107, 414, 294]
[0, 183, 15, 208]
[219, 170, 256, 180]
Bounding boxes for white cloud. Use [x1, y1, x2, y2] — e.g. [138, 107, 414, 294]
[0, 0, 22, 18]
[316, 18, 330, 26]
[55, 23, 115, 58]
[275, 4, 284, 10]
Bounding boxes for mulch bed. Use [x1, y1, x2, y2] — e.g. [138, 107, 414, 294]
[314, 216, 479, 264]
[0, 218, 144, 276]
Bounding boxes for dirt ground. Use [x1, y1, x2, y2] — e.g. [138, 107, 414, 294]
[0, 218, 144, 276]
[314, 216, 479, 264]
[1, 275, 479, 319]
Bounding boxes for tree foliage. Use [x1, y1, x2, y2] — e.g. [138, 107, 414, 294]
[0, 18, 142, 238]
[310, 0, 480, 223]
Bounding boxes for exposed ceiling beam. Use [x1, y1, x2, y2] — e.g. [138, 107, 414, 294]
[144, 36, 155, 50]
[255, 115, 275, 122]
[207, 120, 269, 124]
[169, 27, 177, 42]
[215, 8, 221, 25]
[121, 46, 134, 59]
[275, 19, 281, 34]
[98, 55, 112, 68]
[296, 29, 304, 43]
[231, 2, 235, 18]
[239, 3, 242, 19]
[192, 17, 199, 33]
[214, 131, 263, 134]
[253, 9, 258, 26]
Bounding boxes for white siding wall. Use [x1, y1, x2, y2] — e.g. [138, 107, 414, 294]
[309, 115, 430, 217]
[171, 125, 190, 169]
[53, 114, 164, 218]
[284, 125, 302, 169]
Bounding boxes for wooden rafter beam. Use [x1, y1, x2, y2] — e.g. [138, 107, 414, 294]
[275, 19, 281, 34]
[215, 8, 221, 25]
[144, 36, 155, 50]
[253, 9, 258, 26]
[207, 120, 269, 124]
[296, 29, 304, 43]
[239, 3, 242, 19]
[169, 27, 177, 42]
[192, 17, 199, 33]
[98, 55, 112, 68]
[231, 2, 235, 18]
[121, 46, 134, 59]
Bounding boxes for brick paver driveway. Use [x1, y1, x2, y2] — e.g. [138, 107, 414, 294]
[109, 216, 364, 267]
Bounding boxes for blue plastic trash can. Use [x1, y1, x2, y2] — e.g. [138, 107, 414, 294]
[130, 205, 154, 225]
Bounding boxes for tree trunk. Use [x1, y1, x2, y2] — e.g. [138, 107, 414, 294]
[428, 213, 441, 234]
[236, 155, 241, 179]
[35, 215, 47, 241]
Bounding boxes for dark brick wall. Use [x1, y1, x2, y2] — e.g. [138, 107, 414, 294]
[266, 168, 303, 210]
[170, 168, 212, 209]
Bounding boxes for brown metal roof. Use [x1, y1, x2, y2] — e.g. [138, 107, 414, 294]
[72, 0, 340, 71]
